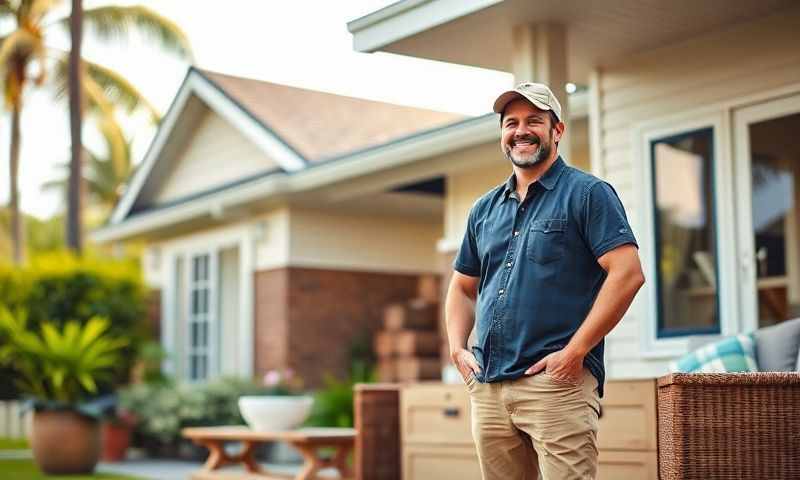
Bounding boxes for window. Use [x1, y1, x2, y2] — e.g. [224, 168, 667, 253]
[650, 128, 719, 337]
[188, 253, 213, 381]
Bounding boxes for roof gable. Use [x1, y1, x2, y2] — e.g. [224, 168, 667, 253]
[110, 67, 463, 225]
[200, 70, 463, 163]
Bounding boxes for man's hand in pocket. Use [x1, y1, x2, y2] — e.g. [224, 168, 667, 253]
[451, 347, 481, 382]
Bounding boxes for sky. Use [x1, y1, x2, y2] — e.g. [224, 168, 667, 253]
[0, 1, 512, 219]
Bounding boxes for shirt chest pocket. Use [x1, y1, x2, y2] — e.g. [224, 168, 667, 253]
[528, 218, 567, 264]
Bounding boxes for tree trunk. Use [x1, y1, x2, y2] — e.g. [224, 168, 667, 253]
[9, 105, 23, 265]
[67, 0, 84, 255]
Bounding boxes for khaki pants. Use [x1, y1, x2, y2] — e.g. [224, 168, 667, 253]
[465, 368, 601, 480]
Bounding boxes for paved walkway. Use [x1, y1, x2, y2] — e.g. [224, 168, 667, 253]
[98, 459, 343, 480]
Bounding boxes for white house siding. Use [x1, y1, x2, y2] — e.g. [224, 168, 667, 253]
[596, 7, 800, 378]
[444, 156, 511, 249]
[152, 107, 283, 205]
[288, 208, 442, 274]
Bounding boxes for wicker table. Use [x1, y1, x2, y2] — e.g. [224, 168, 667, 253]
[657, 372, 800, 480]
[182, 426, 355, 480]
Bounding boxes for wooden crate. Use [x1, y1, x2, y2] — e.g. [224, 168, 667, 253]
[384, 301, 438, 331]
[598, 378, 658, 479]
[400, 384, 472, 445]
[377, 358, 396, 383]
[395, 357, 441, 382]
[401, 384, 479, 480]
[403, 444, 481, 480]
[355, 384, 402, 480]
[374, 331, 440, 357]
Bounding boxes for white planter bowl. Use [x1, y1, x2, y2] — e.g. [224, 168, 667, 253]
[238, 395, 314, 431]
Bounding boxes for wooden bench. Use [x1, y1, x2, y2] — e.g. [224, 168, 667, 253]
[182, 426, 355, 480]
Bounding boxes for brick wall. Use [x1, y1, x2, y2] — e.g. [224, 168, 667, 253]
[287, 267, 420, 388]
[253, 268, 290, 377]
[252, 266, 421, 388]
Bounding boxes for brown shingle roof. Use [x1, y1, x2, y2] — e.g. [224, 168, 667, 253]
[199, 69, 465, 164]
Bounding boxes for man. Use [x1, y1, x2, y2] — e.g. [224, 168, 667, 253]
[445, 82, 645, 480]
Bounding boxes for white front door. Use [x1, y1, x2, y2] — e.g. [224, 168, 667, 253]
[734, 93, 800, 331]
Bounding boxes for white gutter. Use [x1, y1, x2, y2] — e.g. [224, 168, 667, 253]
[347, 0, 503, 52]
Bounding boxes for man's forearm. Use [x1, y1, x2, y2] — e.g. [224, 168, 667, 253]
[445, 280, 476, 355]
[566, 268, 644, 357]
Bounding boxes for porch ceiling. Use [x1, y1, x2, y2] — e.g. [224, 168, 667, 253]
[350, 0, 797, 83]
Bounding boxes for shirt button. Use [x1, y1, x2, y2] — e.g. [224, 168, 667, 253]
[499, 289, 504, 295]
[520, 207, 526, 212]
[506, 262, 512, 267]
[513, 231, 519, 236]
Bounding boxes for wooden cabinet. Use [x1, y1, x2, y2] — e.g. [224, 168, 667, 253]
[597, 379, 659, 479]
[398, 379, 659, 480]
[400, 383, 480, 480]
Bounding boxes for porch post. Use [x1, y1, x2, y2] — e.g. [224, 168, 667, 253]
[511, 23, 571, 162]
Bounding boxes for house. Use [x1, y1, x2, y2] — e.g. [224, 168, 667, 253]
[347, 0, 800, 377]
[91, 67, 466, 386]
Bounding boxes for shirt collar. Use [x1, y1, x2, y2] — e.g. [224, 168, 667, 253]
[502, 156, 567, 202]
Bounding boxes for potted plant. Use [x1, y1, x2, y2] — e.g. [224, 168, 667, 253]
[238, 368, 313, 431]
[0, 307, 128, 474]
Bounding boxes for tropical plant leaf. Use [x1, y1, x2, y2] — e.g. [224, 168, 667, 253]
[54, 5, 193, 60]
[51, 54, 160, 122]
[78, 316, 110, 349]
[78, 373, 97, 393]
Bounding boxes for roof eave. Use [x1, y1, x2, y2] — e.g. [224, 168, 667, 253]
[347, 0, 502, 52]
[91, 114, 499, 243]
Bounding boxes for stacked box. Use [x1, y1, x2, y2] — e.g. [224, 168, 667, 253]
[375, 297, 442, 382]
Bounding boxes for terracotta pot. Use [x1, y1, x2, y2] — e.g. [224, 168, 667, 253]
[101, 421, 131, 462]
[30, 410, 100, 474]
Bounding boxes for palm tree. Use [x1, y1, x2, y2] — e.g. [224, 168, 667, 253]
[68, 0, 83, 254]
[0, 0, 192, 264]
[44, 116, 137, 223]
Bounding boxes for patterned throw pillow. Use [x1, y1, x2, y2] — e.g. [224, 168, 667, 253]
[670, 334, 759, 373]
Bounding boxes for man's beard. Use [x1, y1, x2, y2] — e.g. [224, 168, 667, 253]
[504, 132, 552, 168]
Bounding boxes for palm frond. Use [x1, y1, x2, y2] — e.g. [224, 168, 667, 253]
[54, 5, 193, 60]
[50, 52, 160, 121]
[0, 28, 40, 69]
[85, 59, 160, 120]
[29, 0, 62, 22]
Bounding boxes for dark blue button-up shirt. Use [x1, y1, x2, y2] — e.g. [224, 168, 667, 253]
[453, 157, 637, 397]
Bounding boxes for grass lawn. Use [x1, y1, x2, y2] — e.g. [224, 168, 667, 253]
[0, 459, 144, 480]
[0, 437, 29, 449]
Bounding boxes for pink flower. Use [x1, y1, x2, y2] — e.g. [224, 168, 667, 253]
[263, 370, 281, 386]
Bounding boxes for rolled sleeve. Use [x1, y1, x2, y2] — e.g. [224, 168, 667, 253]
[582, 181, 638, 259]
[453, 207, 480, 277]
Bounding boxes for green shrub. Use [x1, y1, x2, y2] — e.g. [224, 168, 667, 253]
[0, 251, 147, 398]
[0, 308, 127, 409]
[119, 377, 267, 445]
[305, 360, 375, 428]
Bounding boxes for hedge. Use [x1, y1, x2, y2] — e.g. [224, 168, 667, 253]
[0, 251, 148, 399]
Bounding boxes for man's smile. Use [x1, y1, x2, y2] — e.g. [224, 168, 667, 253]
[510, 136, 540, 153]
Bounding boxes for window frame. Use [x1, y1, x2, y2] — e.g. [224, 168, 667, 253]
[649, 127, 721, 339]
[633, 109, 739, 358]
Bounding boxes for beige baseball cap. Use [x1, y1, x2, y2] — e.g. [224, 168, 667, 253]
[493, 82, 562, 122]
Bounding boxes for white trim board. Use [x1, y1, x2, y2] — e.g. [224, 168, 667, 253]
[109, 68, 306, 226]
[347, 0, 502, 53]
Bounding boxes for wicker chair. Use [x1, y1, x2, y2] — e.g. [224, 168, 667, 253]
[657, 372, 800, 480]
